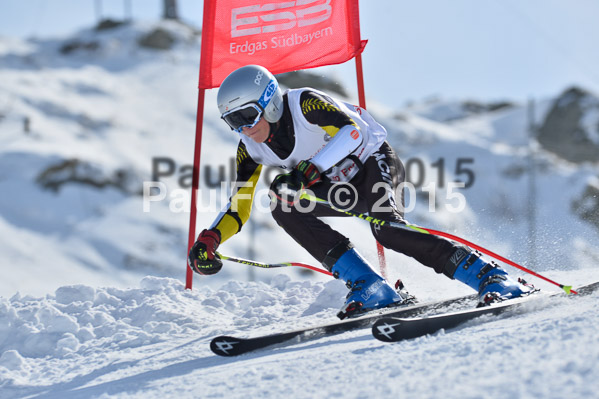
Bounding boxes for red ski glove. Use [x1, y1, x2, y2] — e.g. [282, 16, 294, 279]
[188, 229, 223, 275]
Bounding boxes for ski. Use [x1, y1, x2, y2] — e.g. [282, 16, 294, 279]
[210, 292, 477, 356]
[372, 281, 599, 343]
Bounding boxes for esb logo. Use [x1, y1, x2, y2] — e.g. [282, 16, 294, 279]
[232, 0, 332, 38]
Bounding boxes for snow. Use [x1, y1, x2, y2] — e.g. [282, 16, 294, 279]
[1, 271, 599, 398]
[1, 20, 599, 398]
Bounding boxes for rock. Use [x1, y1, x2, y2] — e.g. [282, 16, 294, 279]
[276, 71, 348, 97]
[59, 40, 100, 55]
[95, 19, 128, 31]
[36, 158, 140, 195]
[572, 179, 599, 231]
[138, 28, 176, 50]
[537, 86, 599, 163]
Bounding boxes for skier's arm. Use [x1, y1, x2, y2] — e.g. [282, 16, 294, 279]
[210, 141, 262, 243]
[189, 142, 261, 275]
[299, 91, 363, 172]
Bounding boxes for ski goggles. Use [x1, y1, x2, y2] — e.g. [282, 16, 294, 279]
[221, 103, 264, 133]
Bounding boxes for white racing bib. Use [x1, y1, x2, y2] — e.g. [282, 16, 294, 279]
[240, 88, 387, 182]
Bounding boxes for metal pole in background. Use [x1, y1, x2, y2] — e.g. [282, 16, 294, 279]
[527, 98, 538, 269]
[94, 0, 102, 22]
[124, 0, 132, 21]
[163, 0, 179, 20]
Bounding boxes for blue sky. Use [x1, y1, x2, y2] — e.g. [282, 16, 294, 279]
[2, 0, 599, 108]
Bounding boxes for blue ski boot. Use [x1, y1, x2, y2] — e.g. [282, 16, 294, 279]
[446, 249, 535, 306]
[328, 247, 414, 319]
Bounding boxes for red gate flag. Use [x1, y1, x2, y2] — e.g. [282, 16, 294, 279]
[187, 0, 369, 289]
[199, 0, 366, 89]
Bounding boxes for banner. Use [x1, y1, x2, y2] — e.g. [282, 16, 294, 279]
[199, 0, 366, 89]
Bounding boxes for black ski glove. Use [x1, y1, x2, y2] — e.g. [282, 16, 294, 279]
[270, 160, 321, 205]
[188, 229, 223, 275]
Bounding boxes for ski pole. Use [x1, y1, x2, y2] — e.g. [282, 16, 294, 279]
[300, 193, 577, 295]
[216, 252, 332, 276]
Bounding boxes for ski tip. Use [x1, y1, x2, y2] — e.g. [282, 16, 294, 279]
[210, 336, 243, 357]
[371, 317, 404, 343]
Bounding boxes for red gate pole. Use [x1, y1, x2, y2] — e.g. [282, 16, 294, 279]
[185, 88, 206, 290]
[354, 52, 388, 277]
[185, 0, 216, 290]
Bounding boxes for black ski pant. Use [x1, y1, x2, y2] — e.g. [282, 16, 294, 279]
[270, 141, 460, 274]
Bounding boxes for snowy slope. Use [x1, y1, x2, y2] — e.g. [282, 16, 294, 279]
[1, 20, 599, 398]
[1, 270, 598, 398]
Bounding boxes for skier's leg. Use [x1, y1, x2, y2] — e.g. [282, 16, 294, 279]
[270, 182, 411, 317]
[270, 194, 347, 263]
[361, 142, 533, 303]
[361, 142, 458, 272]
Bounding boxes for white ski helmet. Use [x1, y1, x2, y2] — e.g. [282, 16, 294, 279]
[217, 65, 284, 132]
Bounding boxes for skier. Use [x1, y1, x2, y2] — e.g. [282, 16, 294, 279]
[188, 65, 533, 318]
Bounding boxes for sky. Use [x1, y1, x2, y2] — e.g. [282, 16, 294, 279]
[1, 0, 599, 108]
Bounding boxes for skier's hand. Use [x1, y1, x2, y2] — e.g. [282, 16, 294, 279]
[188, 229, 223, 275]
[270, 160, 321, 205]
